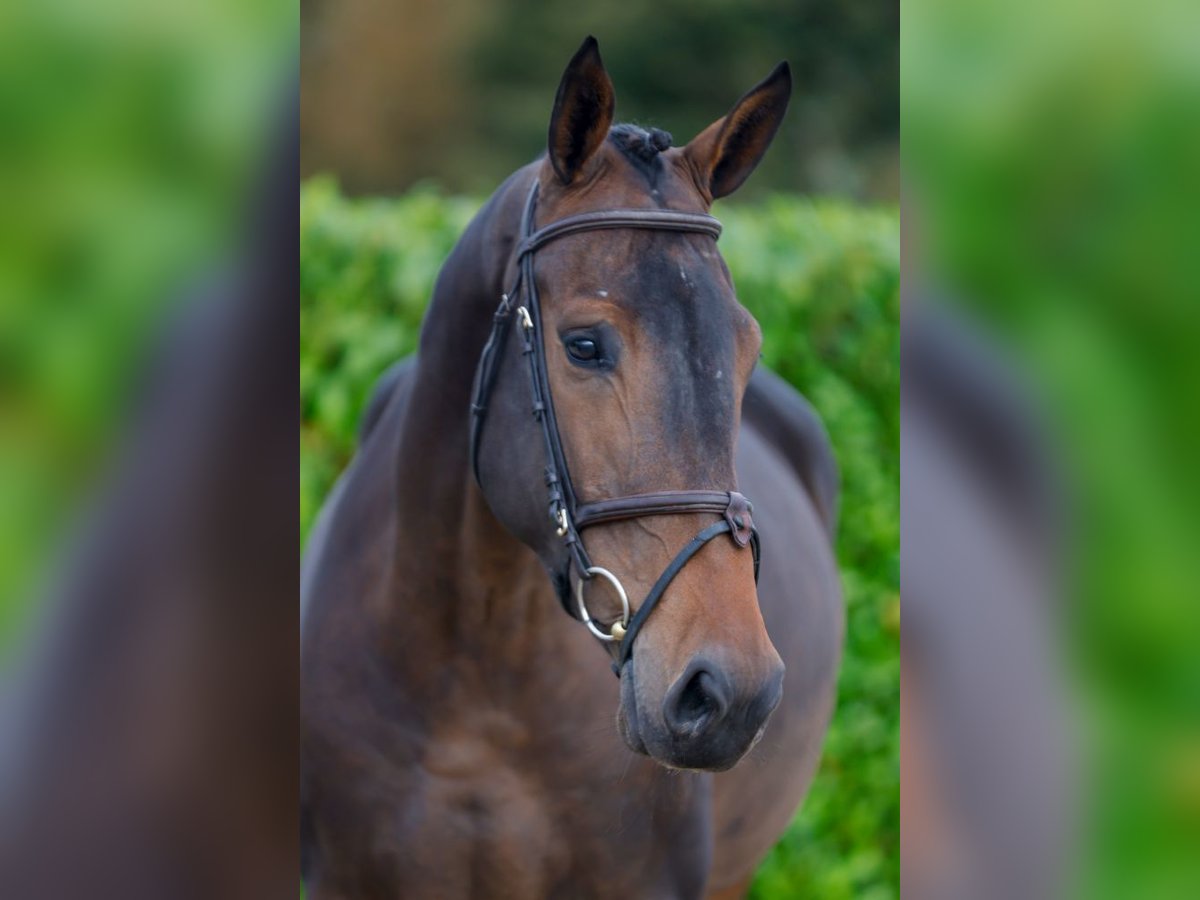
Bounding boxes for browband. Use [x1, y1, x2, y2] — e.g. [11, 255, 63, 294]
[517, 208, 722, 257]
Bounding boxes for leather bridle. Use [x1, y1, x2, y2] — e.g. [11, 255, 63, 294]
[469, 181, 761, 672]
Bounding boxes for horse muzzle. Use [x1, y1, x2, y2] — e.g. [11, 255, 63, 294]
[619, 654, 785, 772]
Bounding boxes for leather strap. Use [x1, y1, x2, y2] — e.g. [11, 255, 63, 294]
[575, 490, 751, 529]
[468, 293, 517, 485]
[614, 520, 761, 671]
[517, 260, 593, 575]
[517, 208, 721, 257]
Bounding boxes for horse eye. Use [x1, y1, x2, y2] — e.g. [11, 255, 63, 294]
[565, 336, 599, 362]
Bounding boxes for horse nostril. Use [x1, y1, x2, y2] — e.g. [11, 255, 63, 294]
[664, 666, 730, 739]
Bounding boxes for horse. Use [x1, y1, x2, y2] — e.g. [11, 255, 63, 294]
[301, 37, 843, 899]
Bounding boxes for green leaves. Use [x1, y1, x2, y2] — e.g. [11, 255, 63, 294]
[300, 178, 476, 543]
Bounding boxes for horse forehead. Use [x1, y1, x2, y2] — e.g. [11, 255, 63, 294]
[543, 226, 727, 296]
[567, 240, 731, 328]
[585, 245, 740, 434]
[542, 143, 705, 214]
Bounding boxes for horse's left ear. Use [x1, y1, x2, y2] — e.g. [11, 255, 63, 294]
[683, 62, 791, 201]
[547, 36, 616, 185]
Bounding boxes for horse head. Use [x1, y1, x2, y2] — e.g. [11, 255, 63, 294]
[475, 37, 792, 772]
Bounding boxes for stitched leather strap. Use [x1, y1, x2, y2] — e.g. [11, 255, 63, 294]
[575, 491, 747, 528]
[468, 293, 517, 484]
[517, 208, 722, 257]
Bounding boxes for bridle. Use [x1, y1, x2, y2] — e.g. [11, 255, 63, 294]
[469, 181, 761, 673]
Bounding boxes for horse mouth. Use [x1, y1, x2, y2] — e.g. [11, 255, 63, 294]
[616, 659, 649, 756]
[614, 657, 780, 772]
[616, 661, 752, 771]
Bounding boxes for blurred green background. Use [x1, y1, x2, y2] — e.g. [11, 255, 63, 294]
[1, 0, 900, 892]
[300, 180, 899, 897]
[0, 0, 293, 653]
[905, 0, 1200, 895]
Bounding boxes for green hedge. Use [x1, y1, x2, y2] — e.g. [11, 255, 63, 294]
[300, 177, 898, 898]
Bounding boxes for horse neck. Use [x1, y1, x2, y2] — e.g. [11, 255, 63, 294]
[384, 168, 566, 655]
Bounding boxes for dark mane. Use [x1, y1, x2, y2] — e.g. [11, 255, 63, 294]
[609, 123, 673, 168]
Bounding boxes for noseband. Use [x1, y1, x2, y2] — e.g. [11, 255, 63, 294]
[469, 182, 761, 673]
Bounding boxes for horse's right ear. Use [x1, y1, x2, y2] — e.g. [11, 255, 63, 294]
[547, 36, 615, 185]
[682, 62, 791, 202]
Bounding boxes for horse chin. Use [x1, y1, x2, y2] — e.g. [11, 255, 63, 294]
[648, 736, 750, 773]
[616, 663, 744, 771]
[617, 658, 762, 770]
[616, 660, 649, 756]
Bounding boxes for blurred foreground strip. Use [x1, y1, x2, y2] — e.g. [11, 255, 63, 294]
[904, 0, 1200, 896]
[0, 1, 297, 897]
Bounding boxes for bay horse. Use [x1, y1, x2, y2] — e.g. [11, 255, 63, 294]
[301, 37, 843, 899]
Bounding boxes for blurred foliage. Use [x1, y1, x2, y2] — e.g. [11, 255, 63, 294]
[301, 0, 897, 199]
[300, 177, 899, 897]
[905, 0, 1200, 894]
[0, 0, 294, 653]
[907, 0, 1200, 897]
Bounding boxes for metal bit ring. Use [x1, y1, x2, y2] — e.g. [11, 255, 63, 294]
[575, 566, 630, 642]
